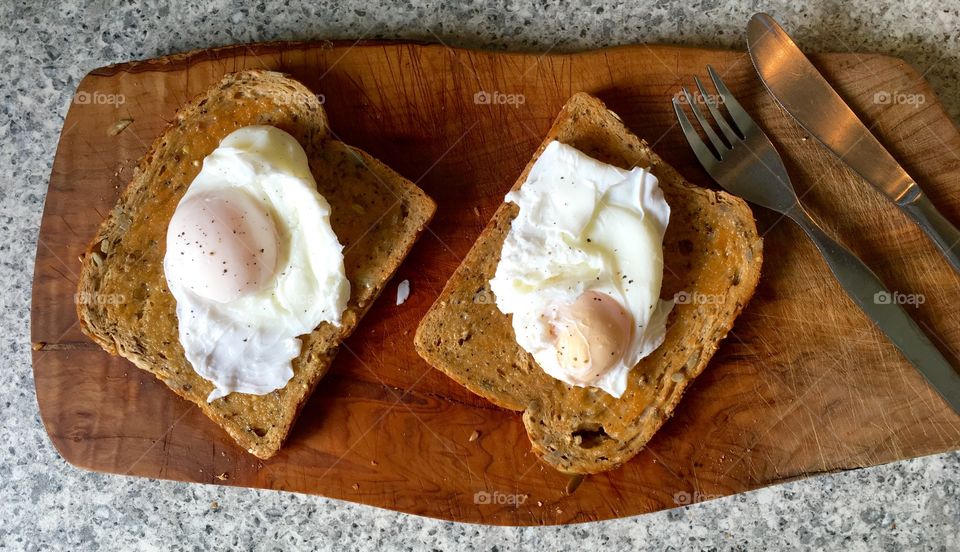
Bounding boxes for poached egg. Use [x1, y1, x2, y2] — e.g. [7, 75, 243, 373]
[164, 125, 349, 401]
[489, 140, 672, 397]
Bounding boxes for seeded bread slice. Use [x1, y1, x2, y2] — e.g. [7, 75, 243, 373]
[414, 92, 762, 474]
[76, 70, 436, 459]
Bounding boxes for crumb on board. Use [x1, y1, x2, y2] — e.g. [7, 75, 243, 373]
[565, 474, 585, 495]
[396, 279, 410, 305]
[108, 118, 133, 137]
[216, 472, 229, 481]
[468, 430, 480, 442]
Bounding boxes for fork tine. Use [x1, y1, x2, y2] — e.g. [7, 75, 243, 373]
[672, 97, 720, 170]
[694, 75, 741, 144]
[682, 87, 728, 157]
[707, 65, 754, 136]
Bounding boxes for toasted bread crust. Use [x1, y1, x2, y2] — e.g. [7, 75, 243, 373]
[77, 70, 436, 459]
[414, 92, 762, 474]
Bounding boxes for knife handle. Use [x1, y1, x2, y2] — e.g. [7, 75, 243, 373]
[792, 212, 960, 413]
[901, 191, 960, 275]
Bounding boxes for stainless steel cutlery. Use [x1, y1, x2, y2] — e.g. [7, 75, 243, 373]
[747, 13, 960, 275]
[673, 65, 960, 413]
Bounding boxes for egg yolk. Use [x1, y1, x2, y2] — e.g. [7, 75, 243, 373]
[165, 189, 279, 303]
[551, 291, 633, 385]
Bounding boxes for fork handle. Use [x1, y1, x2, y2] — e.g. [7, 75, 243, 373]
[793, 216, 892, 313]
[791, 213, 960, 413]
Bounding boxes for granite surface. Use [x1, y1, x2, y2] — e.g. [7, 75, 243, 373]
[3, 0, 960, 550]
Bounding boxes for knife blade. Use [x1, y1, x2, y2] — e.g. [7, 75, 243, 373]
[747, 13, 960, 275]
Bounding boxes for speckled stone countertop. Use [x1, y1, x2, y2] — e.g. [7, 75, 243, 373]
[3, 1, 959, 550]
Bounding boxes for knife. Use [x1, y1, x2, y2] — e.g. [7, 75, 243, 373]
[747, 13, 960, 275]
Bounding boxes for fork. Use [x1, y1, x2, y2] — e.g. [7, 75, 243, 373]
[673, 66, 960, 413]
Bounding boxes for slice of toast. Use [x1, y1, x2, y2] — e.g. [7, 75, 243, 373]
[77, 70, 436, 459]
[414, 92, 762, 474]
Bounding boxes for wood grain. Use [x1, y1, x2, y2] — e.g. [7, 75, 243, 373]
[32, 41, 960, 525]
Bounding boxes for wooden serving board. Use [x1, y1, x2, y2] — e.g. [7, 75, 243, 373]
[33, 42, 960, 525]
